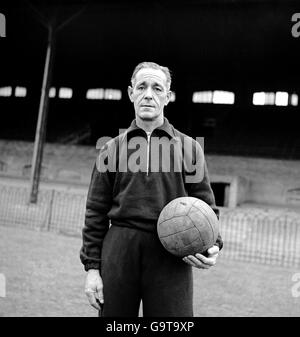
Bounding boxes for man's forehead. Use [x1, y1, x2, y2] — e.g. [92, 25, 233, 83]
[134, 68, 168, 86]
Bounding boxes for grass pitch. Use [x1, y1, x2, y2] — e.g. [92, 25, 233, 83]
[0, 225, 299, 317]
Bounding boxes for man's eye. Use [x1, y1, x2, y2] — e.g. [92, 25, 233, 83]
[155, 87, 162, 92]
[137, 86, 145, 90]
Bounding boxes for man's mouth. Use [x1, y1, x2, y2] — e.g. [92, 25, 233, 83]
[141, 105, 155, 108]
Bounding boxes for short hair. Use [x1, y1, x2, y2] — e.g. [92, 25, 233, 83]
[131, 62, 172, 90]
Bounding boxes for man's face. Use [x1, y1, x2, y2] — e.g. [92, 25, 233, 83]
[128, 68, 170, 122]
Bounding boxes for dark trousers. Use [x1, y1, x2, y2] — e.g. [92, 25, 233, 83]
[100, 225, 193, 317]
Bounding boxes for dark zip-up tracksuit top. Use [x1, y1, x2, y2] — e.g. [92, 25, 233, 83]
[80, 118, 223, 271]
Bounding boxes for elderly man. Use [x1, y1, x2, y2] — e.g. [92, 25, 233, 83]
[80, 61, 223, 317]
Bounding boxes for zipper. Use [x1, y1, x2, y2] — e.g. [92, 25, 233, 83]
[146, 131, 151, 176]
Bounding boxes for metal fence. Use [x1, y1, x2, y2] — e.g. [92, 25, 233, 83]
[0, 183, 300, 268]
[219, 207, 300, 268]
[0, 183, 86, 236]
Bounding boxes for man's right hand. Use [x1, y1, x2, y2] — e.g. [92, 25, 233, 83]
[85, 269, 104, 310]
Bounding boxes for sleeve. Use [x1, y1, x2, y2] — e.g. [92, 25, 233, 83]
[184, 141, 223, 251]
[80, 158, 113, 271]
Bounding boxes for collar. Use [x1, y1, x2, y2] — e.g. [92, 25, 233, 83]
[121, 117, 177, 143]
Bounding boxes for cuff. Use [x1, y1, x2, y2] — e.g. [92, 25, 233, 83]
[214, 235, 223, 251]
[84, 262, 101, 272]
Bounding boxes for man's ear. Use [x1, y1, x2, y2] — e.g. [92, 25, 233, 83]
[128, 86, 134, 102]
[165, 90, 172, 106]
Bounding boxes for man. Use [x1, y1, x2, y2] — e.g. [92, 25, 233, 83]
[80, 61, 223, 317]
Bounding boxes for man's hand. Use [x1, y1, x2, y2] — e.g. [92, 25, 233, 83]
[85, 269, 104, 310]
[182, 245, 220, 269]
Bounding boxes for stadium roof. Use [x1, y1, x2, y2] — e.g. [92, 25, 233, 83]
[1, 0, 300, 91]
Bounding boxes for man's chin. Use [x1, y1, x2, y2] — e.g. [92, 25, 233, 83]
[140, 116, 156, 121]
[138, 112, 158, 121]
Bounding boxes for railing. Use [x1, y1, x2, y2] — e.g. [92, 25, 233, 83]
[0, 183, 299, 268]
[219, 207, 300, 268]
[0, 184, 86, 236]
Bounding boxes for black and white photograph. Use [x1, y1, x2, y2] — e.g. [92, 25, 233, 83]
[0, 0, 300, 322]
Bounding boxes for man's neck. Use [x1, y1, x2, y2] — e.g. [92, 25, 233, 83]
[136, 115, 164, 133]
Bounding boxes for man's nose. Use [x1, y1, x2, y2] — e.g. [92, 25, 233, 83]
[144, 87, 153, 99]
